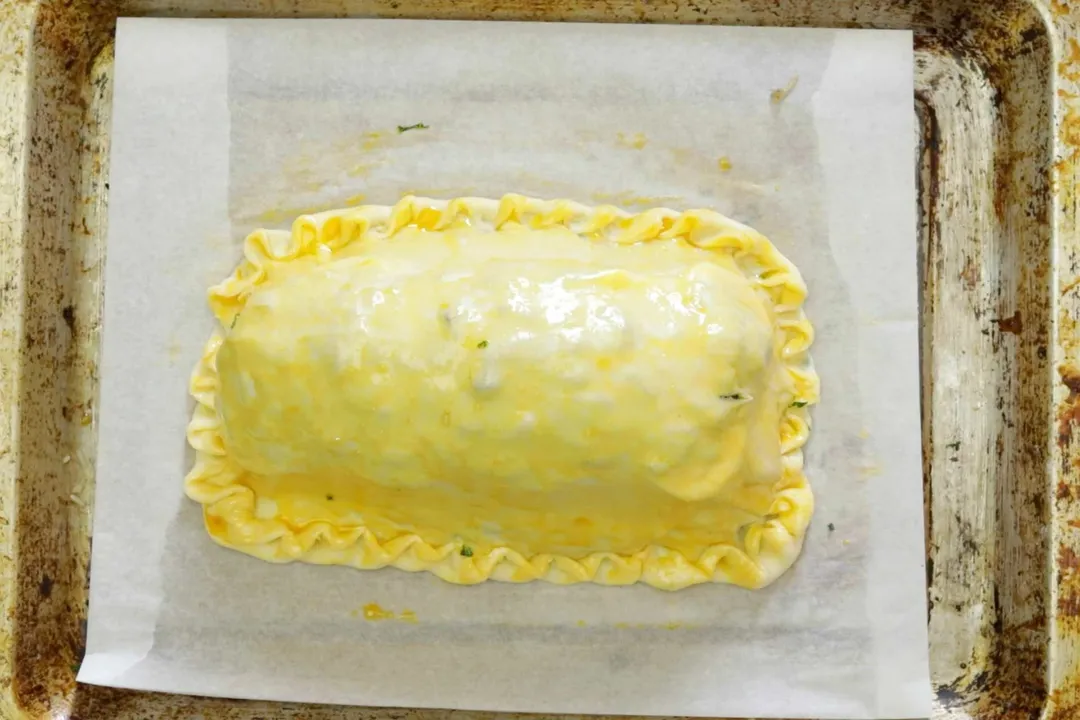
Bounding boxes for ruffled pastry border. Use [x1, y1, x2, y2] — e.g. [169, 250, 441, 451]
[184, 194, 820, 591]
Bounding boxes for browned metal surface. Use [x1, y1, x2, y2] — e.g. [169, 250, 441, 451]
[0, 0, 1076, 718]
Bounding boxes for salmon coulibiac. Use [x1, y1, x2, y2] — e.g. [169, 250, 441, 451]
[184, 195, 818, 591]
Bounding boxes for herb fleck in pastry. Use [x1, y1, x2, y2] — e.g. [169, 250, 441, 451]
[185, 195, 819, 590]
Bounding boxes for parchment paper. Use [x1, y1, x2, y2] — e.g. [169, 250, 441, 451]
[81, 18, 930, 718]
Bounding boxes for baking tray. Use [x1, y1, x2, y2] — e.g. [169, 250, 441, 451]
[0, 0, 1077, 718]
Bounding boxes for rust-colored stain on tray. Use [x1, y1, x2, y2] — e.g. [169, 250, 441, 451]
[0, 0, 1078, 719]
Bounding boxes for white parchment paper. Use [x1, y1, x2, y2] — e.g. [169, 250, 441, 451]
[82, 18, 930, 718]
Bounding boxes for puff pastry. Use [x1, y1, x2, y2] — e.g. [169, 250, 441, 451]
[185, 195, 819, 590]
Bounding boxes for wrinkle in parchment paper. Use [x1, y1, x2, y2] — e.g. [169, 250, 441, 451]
[83, 18, 930, 718]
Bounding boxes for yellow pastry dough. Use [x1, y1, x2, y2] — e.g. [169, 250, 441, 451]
[185, 195, 819, 591]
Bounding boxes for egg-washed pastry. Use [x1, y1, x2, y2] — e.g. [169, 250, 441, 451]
[185, 195, 819, 591]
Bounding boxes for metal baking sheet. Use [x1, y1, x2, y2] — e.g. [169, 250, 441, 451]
[0, 0, 1077, 719]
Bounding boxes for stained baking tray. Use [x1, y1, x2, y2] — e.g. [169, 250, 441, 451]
[0, 0, 1077, 718]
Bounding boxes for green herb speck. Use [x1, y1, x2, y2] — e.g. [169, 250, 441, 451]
[477, 340, 489, 349]
[230, 313, 239, 329]
[718, 393, 744, 401]
[791, 401, 809, 408]
[460, 545, 474, 557]
[827, 522, 835, 532]
[326, 494, 334, 501]
[397, 123, 429, 133]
